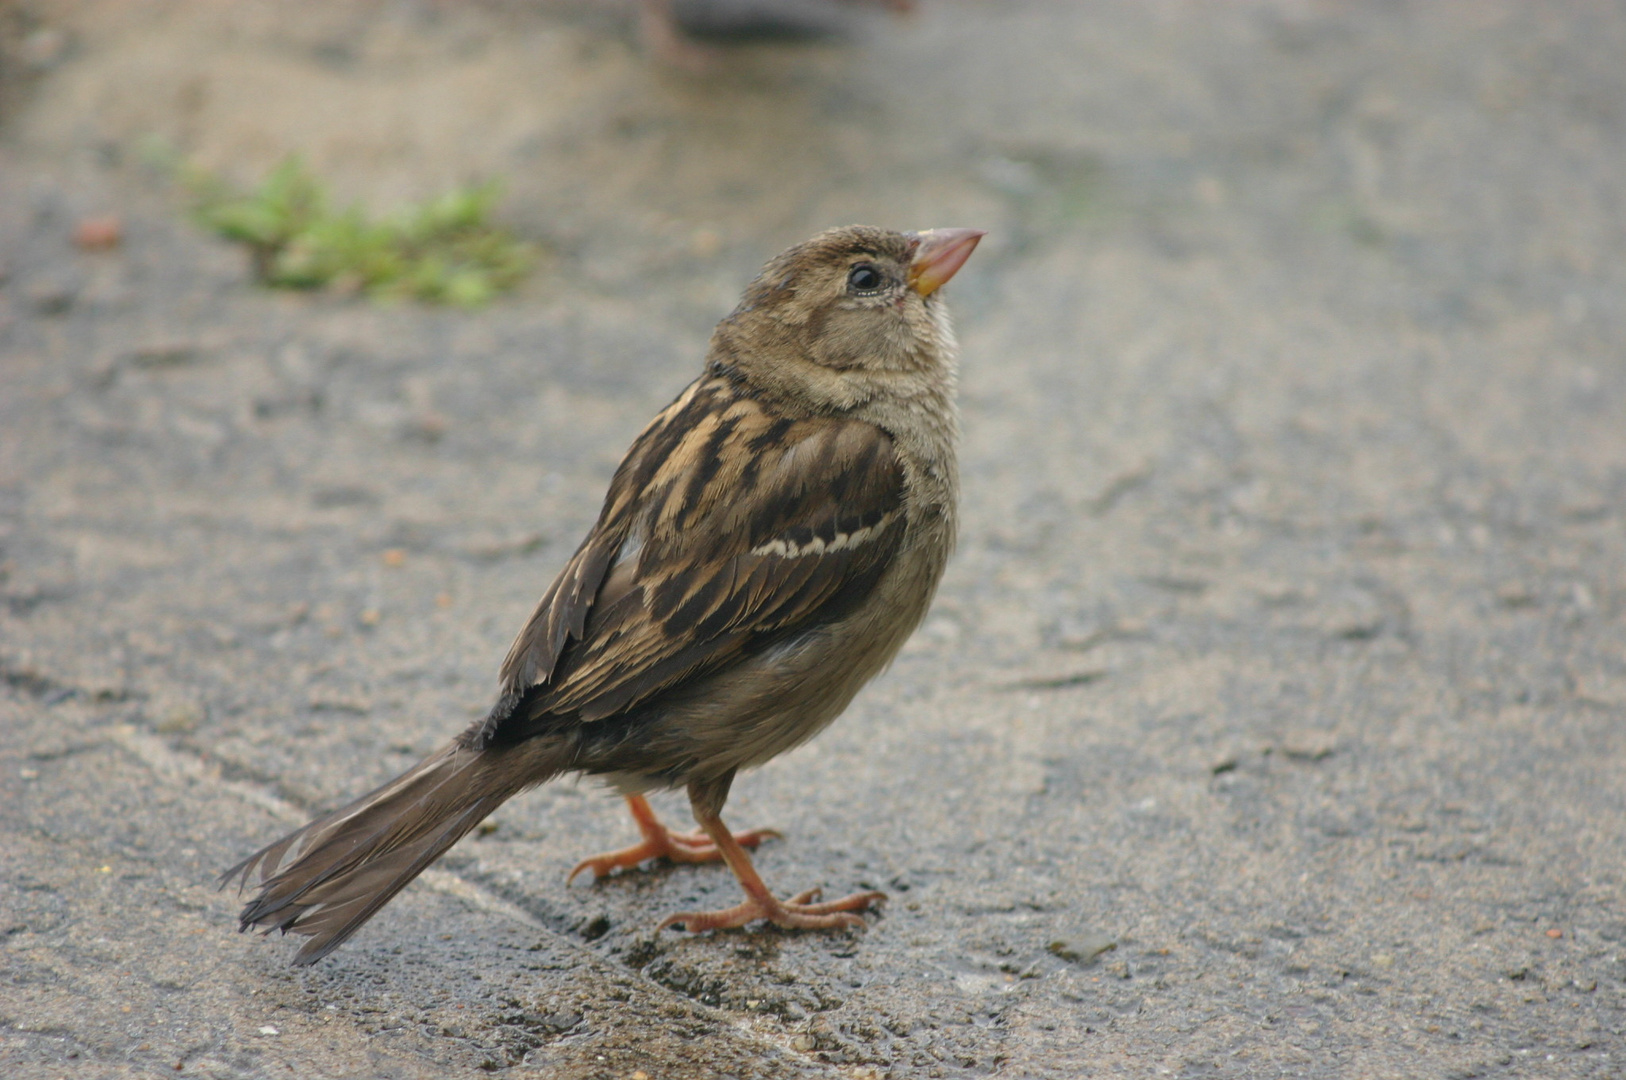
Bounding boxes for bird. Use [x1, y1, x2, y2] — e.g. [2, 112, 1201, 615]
[222, 223, 984, 965]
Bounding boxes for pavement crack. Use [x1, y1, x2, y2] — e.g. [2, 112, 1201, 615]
[100, 723, 841, 1073]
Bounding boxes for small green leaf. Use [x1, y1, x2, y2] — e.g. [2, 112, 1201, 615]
[181, 156, 535, 306]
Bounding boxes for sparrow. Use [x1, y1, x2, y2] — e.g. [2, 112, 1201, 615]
[223, 223, 983, 965]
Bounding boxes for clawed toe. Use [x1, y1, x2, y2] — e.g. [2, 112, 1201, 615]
[587, 796, 882, 936]
[567, 838, 665, 885]
[665, 826, 780, 853]
[659, 888, 886, 933]
[568, 795, 778, 883]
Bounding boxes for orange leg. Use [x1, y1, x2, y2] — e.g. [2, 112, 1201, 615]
[567, 794, 778, 884]
[658, 811, 885, 933]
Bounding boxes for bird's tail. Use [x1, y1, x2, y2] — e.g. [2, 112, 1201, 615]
[221, 735, 570, 965]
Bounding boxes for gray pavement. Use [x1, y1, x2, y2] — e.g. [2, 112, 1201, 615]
[3, 1, 1625, 1076]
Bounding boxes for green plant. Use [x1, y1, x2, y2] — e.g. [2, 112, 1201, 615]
[184, 155, 535, 307]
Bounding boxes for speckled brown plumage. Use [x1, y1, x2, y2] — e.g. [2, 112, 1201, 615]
[223, 224, 983, 964]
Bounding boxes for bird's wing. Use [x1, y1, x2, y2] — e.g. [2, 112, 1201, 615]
[476, 376, 906, 744]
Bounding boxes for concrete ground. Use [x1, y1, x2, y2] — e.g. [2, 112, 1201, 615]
[3, 1, 1625, 1076]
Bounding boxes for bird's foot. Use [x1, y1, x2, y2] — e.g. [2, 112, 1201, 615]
[658, 886, 885, 933]
[567, 826, 778, 883]
[568, 796, 778, 883]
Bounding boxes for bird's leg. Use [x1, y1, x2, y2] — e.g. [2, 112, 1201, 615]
[658, 774, 885, 932]
[567, 793, 778, 883]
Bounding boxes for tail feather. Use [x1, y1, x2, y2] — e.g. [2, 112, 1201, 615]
[222, 737, 568, 965]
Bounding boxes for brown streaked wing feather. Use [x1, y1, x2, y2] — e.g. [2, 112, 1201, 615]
[487, 386, 905, 739]
[486, 379, 716, 722]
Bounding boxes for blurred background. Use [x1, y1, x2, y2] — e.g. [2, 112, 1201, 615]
[3, 2, 1625, 1078]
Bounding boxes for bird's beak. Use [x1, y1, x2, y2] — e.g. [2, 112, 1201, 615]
[907, 228, 986, 298]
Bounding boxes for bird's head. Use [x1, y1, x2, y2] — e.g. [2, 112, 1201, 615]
[710, 225, 984, 403]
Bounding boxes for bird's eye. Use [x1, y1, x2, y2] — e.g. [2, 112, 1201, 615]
[846, 264, 885, 293]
